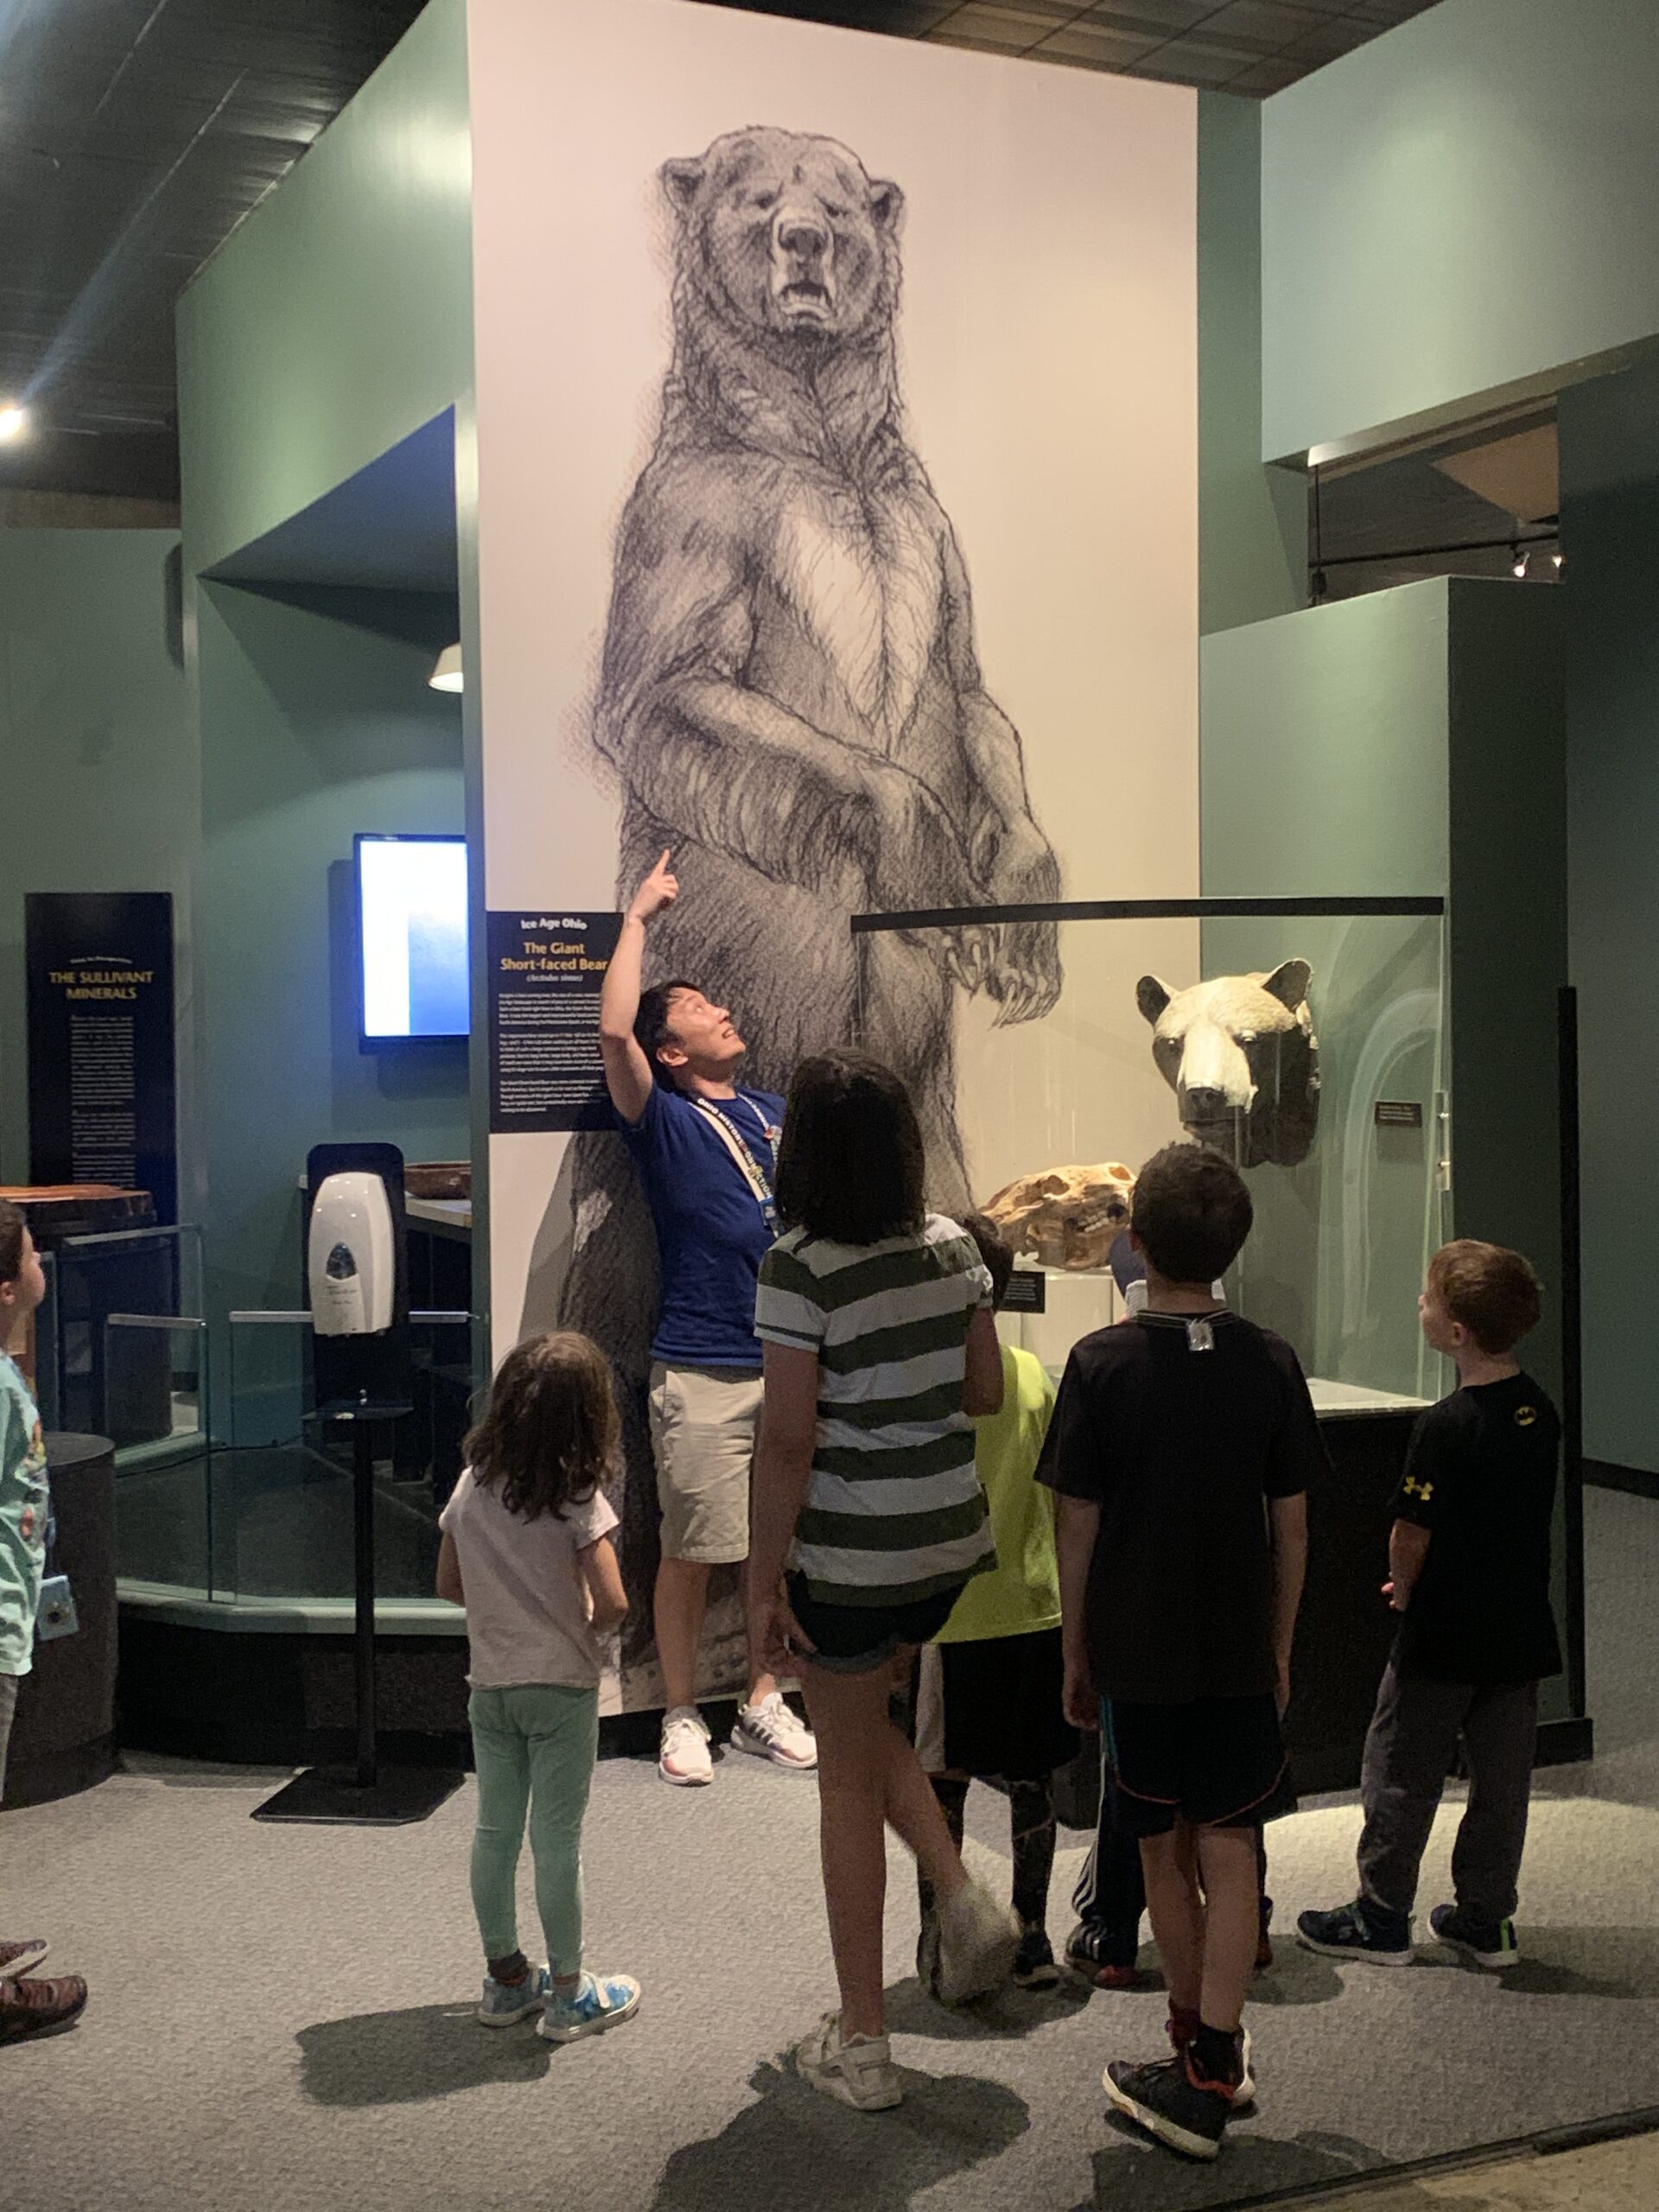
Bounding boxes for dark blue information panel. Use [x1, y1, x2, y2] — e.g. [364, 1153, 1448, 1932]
[487, 909, 623, 1134]
[26, 892, 177, 1223]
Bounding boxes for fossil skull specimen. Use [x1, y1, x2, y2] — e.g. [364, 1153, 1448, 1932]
[982, 1161, 1137, 1271]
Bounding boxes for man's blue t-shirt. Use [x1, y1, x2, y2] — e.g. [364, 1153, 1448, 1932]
[620, 1083, 784, 1369]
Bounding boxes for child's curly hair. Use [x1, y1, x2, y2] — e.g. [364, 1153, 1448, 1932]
[461, 1331, 619, 1521]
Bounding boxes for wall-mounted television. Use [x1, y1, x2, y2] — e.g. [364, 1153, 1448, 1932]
[355, 833, 469, 1046]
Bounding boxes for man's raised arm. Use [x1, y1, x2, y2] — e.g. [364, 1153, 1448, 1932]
[599, 850, 678, 1128]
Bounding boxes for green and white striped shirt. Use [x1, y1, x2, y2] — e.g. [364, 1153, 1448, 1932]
[754, 1214, 996, 1608]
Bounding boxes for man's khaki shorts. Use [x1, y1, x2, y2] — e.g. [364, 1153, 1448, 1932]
[647, 1363, 762, 1566]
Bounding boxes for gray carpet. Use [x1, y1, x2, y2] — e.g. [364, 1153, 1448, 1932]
[5, 1487, 1658, 2212]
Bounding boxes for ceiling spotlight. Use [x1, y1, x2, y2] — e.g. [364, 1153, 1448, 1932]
[428, 643, 463, 693]
[0, 403, 28, 442]
[1552, 550, 1564, 570]
[1510, 544, 1529, 579]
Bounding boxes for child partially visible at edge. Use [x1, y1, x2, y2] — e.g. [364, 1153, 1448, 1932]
[1041, 1144, 1321, 2164]
[912, 1212, 1077, 1996]
[1298, 1241, 1560, 1974]
[436, 1331, 640, 2043]
[0, 1200, 90, 2045]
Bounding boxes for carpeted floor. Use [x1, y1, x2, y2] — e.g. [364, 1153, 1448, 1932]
[4, 1487, 1657, 2212]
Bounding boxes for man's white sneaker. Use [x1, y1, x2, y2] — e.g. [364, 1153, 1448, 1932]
[658, 1706, 713, 1786]
[793, 2012, 903, 2111]
[935, 1876, 1021, 2004]
[734, 1692, 817, 1771]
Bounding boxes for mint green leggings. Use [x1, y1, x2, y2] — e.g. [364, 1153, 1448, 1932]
[468, 1684, 600, 1976]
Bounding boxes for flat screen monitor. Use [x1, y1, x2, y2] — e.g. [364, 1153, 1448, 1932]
[355, 833, 469, 1045]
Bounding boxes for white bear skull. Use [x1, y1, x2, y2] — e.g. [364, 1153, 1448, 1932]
[1136, 963, 1320, 1168]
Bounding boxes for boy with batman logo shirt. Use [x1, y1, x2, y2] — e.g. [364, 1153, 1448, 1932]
[1299, 1240, 1561, 1973]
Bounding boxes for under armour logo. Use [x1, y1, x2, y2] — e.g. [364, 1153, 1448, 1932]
[1403, 1476, 1433, 1502]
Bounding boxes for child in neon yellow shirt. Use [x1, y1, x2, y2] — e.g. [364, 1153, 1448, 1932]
[913, 1213, 1076, 1992]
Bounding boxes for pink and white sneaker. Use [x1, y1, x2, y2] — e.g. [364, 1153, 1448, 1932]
[734, 1692, 817, 1771]
[658, 1706, 713, 1786]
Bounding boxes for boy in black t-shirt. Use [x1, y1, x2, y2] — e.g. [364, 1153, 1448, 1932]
[1300, 1241, 1560, 1974]
[1042, 1146, 1321, 2163]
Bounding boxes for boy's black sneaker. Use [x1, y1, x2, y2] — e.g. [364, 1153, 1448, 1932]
[1064, 1920, 1141, 1990]
[1295, 1899, 1413, 1967]
[1103, 2054, 1234, 2161]
[1012, 1926, 1062, 1989]
[1429, 1904, 1520, 1971]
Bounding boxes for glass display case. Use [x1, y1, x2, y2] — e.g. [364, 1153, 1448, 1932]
[853, 896, 1450, 1410]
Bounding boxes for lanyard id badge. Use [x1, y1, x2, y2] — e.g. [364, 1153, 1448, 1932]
[690, 1097, 779, 1228]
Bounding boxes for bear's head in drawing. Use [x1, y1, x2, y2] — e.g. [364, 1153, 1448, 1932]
[1136, 963, 1320, 1169]
[660, 127, 902, 352]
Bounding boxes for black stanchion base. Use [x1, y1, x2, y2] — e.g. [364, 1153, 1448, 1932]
[251, 1763, 465, 1827]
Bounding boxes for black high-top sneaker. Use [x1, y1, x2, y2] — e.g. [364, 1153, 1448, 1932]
[1104, 2050, 1236, 2161]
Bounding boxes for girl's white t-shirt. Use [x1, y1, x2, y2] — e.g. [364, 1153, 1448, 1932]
[438, 1469, 619, 1691]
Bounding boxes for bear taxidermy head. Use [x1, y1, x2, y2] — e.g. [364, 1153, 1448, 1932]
[660, 127, 904, 356]
[1136, 963, 1320, 1169]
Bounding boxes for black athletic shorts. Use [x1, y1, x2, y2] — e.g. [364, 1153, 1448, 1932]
[785, 1573, 959, 1675]
[1102, 1692, 1286, 1834]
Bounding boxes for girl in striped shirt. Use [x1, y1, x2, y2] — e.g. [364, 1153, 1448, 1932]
[749, 1050, 1021, 2112]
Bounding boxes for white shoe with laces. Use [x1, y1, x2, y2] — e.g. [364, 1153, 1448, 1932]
[794, 2012, 903, 2111]
[734, 1692, 817, 1771]
[658, 1706, 713, 1786]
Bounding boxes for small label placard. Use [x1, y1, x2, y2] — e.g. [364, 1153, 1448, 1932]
[1375, 1101, 1424, 1128]
[1001, 1268, 1047, 1314]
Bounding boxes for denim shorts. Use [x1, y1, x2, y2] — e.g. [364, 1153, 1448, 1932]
[785, 1573, 958, 1675]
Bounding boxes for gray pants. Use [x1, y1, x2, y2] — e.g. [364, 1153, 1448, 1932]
[1357, 1657, 1537, 1924]
[0, 1670, 17, 1806]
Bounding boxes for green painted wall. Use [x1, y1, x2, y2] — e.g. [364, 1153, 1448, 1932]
[1202, 579, 1573, 1716]
[1260, 0, 1659, 461]
[1560, 358, 1659, 1474]
[176, 0, 472, 578]
[1201, 582, 1450, 897]
[0, 531, 194, 1186]
[1198, 93, 1305, 634]
[195, 582, 466, 1385]
[1201, 581, 1566, 1374]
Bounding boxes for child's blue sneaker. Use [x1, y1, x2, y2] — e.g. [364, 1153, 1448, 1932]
[476, 1965, 550, 2026]
[1296, 1898, 1414, 1967]
[537, 1969, 642, 2044]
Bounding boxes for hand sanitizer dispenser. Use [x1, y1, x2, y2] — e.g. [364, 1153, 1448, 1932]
[308, 1170, 396, 1336]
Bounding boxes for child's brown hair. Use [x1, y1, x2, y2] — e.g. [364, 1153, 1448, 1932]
[1132, 1142, 1253, 1285]
[461, 1331, 619, 1522]
[1427, 1239, 1541, 1355]
[0, 1199, 24, 1287]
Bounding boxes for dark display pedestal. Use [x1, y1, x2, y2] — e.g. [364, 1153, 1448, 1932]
[2, 1433, 118, 1808]
[253, 1402, 461, 1826]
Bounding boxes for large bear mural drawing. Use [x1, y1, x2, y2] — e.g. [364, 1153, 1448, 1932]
[557, 126, 1063, 1689]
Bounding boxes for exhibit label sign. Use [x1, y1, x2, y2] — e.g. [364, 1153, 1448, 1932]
[26, 892, 177, 1222]
[487, 910, 623, 1133]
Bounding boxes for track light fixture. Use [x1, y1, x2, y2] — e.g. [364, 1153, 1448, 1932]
[1510, 544, 1529, 579]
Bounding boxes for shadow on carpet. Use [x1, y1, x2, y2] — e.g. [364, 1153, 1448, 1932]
[297, 2003, 553, 2105]
[1085, 2122, 1388, 2209]
[652, 2059, 1028, 2211]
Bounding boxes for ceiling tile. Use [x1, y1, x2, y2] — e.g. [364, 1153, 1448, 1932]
[1197, 1, 1325, 54]
[943, 0, 1073, 26]
[1084, 0, 1218, 29]
[1278, 12, 1382, 60]
[1128, 39, 1253, 83]
[1224, 53, 1312, 91]
[1035, 22, 1164, 62]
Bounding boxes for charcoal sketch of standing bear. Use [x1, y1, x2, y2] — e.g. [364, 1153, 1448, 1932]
[560, 127, 1062, 1682]
[597, 124, 1062, 1191]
